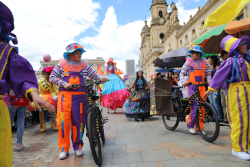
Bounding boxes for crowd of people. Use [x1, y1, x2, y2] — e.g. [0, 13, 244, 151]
[1, 1, 250, 166]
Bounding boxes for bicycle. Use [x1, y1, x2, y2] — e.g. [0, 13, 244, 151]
[71, 80, 108, 165]
[162, 82, 220, 143]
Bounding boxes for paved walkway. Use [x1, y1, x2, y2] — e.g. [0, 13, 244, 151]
[12, 108, 249, 167]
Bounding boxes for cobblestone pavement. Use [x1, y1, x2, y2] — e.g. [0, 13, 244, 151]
[11, 108, 249, 167]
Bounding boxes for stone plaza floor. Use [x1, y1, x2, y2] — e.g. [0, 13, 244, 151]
[11, 108, 249, 167]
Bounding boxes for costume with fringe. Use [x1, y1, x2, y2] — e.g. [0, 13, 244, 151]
[123, 78, 150, 118]
[102, 58, 130, 110]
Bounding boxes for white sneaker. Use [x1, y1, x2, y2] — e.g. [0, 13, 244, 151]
[232, 149, 250, 160]
[59, 152, 68, 160]
[16, 143, 24, 151]
[75, 149, 83, 157]
[248, 150, 250, 154]
[189, 128, 197, 134]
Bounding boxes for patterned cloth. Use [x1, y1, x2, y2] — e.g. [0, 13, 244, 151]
[180, 57, 211, 84]
[49, 62, 101, 87]
[123, 79, 150, 118]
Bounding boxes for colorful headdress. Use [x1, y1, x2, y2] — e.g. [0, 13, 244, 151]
[42, 66, 54, 74]
[136, 67, 144, 73]
[63, 43, 86, 60]
[106, 57, 114, 65]
[220, 35, 250, 57]
[0, 2, 18, 44]
[187, 45, 205, 57]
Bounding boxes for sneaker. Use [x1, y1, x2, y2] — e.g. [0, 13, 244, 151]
[16, 143, 24, 151]
[75, 149, 83, 157]
[232, 149, 250, 160]
[46, 121, 51, 125]
[248, 150, 250, 154]
[24, 123, 31, 127]
[189, 128, 197, 135]
[59, 152, 68, 160]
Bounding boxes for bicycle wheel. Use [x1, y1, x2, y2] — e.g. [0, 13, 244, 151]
[162, 100, 179, 130]
[87, 111, 102, 165]
[196, 102, 220, 143]
[97, 108, 105, 143]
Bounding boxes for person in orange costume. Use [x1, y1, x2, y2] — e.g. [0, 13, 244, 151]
[49, 43, 107, 160]
[180, 45, 211, 134]
[38, 66, 59, 132]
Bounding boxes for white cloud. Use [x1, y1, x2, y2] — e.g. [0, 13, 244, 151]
[176, 0, 199, 25]
[80, 7, 148, 73]
[2, 0, 101, 70]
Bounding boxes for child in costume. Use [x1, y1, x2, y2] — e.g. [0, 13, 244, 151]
[123, 68, 150, 121]
[102, 57, 130, 113]
[180, 45, 211, 134]
[0, 2, 54, 166]
[38, 66, 59, 132]
[204, 35, 250, 160]
[49, 43, 107, 160]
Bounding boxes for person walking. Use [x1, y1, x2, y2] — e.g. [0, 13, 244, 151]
[204, 35, 250, 160]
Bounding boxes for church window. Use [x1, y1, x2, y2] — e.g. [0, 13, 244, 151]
[192, 29, 196, 35]
[180, 40, 182, 47]
[237, 14, 244, 20]
[159, 11, 163, 17]
[185, 35, 188, 41]
[201, 21, 204, 27]
[159, 33, 165, 43]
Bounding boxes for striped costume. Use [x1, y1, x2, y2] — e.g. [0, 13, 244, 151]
[50, 59, 101, 152]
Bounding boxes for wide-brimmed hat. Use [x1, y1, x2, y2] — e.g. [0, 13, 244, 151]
[0, 2, 18, 44]
[187, 45, 205, 57]
[136, 67, 144, 73]
[63, 43, 86, 60]
[220, 35, 250, 57]
[106, 57, 115, 65]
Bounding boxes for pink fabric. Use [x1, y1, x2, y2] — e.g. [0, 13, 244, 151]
[186, 57, 207, 69]
[59, 59, 88, 72]
[102, 88, 130, 110]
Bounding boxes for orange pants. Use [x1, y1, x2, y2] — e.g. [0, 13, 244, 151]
[57, 91, 87, 152]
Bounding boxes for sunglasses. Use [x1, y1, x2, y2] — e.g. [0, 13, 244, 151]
[239, 41, 247, 46]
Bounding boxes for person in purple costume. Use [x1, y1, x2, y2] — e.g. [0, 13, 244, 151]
[204, 35, 250, 160]
[0, 2, 55, 167]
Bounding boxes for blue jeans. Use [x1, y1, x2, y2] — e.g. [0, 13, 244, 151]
[9, 106, 28, 144]
[208, 89, 223, 121]
[44, 110, 49, 122]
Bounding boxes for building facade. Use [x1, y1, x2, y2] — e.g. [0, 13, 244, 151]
[125, 59, 135, 85]
[36, 57, 106, 79]
[140, 0, 250, 80]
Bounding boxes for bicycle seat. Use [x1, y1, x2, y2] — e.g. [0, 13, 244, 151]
[172, 85, 182, 89]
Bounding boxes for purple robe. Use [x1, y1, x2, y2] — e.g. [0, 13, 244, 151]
[0, 43, 38, 100]
[209, 57, 249, 90]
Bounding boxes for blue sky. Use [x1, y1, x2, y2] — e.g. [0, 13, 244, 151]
[76, 0, 207, 41]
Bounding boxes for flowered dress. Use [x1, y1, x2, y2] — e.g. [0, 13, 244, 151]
[123, 78, 150, 118]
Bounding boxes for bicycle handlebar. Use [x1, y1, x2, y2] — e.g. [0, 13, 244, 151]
[70, 79, 110, 89]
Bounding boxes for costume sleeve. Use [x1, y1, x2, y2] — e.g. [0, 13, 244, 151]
[205, 62, 212, 82]
[208, 58, 233, 92]
[53, 84, 59, 93]
[49, 63, 67, 87]
[8, 50, 38, 101]
[86, 65, 102, 80]
[180, 61, 189, 84]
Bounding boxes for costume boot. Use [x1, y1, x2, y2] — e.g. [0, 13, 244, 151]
[51, 122, 58, 131]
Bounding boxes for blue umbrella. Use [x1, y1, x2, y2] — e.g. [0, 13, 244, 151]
[173, 69, 180, 73]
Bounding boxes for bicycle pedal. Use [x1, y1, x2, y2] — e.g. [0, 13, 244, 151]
[103, 117, 109, 123]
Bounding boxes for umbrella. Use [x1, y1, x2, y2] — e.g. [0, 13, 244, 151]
[155, 67, 175, 73]
[153, 58, 168, 69]
[173, 69, 180, 73]
[194, 17, 250, 54]
[160, 47, 189, 68]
